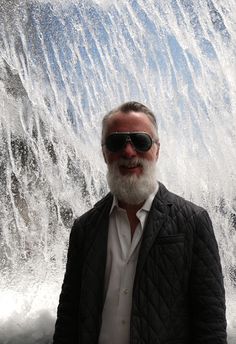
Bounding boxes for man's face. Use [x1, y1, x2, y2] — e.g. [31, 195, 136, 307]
[103, 111, 159, 177]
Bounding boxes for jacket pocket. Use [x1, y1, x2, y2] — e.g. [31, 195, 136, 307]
[151, 234, 186, 298]
[157, 233, 185, 244]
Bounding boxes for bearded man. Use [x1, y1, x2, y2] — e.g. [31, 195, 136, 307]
[53, 102, 227, 344]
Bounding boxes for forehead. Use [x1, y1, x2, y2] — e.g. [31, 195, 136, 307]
[105, 111, 156, 135]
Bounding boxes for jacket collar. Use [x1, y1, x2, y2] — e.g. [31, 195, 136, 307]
[89, 182, 172, 261]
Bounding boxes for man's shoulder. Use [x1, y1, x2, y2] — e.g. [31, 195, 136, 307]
[74, 192, 113, 227]
[156, 182, 206, 218]
[153, 183, 213, 238]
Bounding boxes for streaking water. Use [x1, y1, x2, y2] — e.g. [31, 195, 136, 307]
[0, 0, 236, 343]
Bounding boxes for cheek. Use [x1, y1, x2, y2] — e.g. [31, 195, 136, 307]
[142, 150, 158, 161]
[149, 145, 159, 161]
[104, 151, 119, 164]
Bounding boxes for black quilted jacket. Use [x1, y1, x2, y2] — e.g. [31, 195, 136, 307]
[53, 183, 227, 344]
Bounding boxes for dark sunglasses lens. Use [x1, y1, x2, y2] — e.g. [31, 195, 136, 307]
[105, 134, 127, 152]
[131, 133, 152, 151]
[105, 133, 153, 152]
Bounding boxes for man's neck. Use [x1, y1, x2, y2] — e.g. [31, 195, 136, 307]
[118, 200, 144, 239]
[118, 200, 144, 213]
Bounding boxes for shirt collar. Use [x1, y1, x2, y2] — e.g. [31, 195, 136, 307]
[109, 181, 159, 215]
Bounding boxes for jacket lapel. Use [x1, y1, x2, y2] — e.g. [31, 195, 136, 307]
[134, 183, 172, 288]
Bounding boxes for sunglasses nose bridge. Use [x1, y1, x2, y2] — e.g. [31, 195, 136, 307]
[124, 135, 132, 144]
[121, 135, 136, 152]
[127, 135, 136, 146]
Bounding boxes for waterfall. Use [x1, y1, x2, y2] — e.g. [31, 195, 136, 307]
[0, 0, 235, 343]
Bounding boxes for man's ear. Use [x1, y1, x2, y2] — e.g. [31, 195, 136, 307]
[156, 142, 160, 160]
[102, 147, 108, 164]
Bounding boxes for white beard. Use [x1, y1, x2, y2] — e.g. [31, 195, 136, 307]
[106, 157, 158, 205]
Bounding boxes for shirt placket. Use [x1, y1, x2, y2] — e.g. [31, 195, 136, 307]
[116, 210, 142, 331]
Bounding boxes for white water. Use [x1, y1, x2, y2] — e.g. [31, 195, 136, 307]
[0, 0, 236, 343]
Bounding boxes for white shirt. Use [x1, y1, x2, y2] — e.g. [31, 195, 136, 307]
[98, 184, 159, 344]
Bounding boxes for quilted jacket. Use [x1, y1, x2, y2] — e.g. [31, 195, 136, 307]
[53, 183, 227, 344]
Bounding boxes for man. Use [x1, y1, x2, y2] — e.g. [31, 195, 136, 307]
[53, 101, 227, 344]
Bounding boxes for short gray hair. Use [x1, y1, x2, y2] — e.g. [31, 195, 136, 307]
[101, 101, 159, 142]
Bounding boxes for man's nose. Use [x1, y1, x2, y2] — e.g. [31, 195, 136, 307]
[121, 142, 137, 157]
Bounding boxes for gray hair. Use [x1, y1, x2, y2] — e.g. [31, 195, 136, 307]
[101, 101, 159, 142]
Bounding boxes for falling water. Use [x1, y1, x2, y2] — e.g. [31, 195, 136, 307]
[0, 0, 236, 343]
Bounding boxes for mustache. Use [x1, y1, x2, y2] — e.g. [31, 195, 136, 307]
[114, 158, 145, 168]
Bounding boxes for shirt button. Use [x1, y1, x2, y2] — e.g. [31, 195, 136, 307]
[121, 320, 126, 325]
[123, 289, 128, 295]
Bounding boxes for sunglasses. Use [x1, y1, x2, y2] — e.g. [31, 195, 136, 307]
[103, 132, 158, 153]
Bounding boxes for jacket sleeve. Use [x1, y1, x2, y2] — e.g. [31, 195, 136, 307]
[189, 210, 227, 343]
[53, 219, 84, 344]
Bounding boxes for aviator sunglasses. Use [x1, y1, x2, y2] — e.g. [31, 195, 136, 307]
[103, 132, 158, 153]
